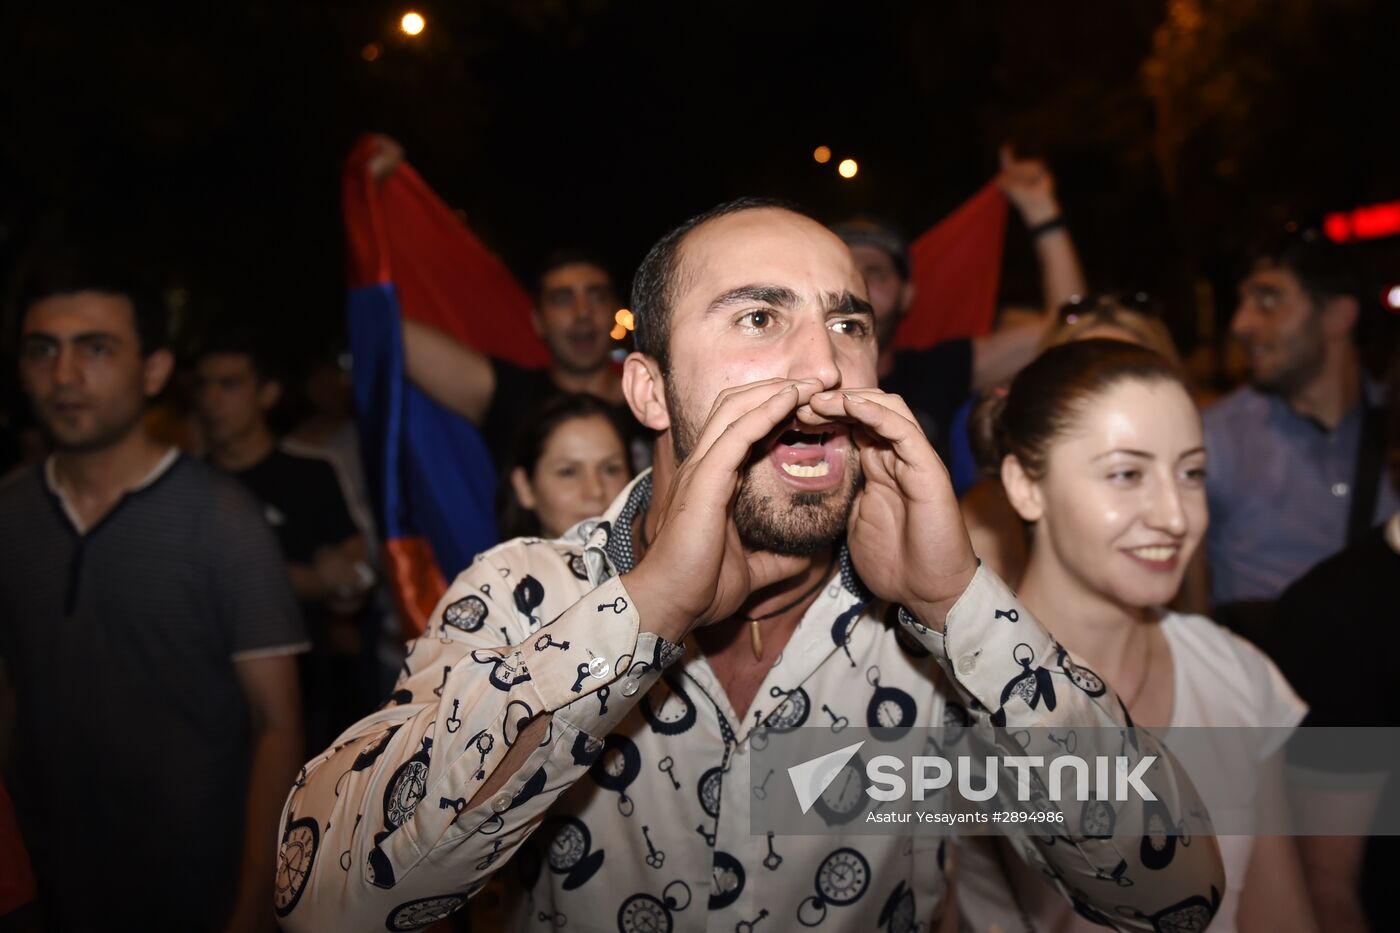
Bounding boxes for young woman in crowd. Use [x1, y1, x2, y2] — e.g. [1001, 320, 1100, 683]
[496, 392, 634, 540]
[960, 294, 1183, 586]
[954, 339, 1315, 933]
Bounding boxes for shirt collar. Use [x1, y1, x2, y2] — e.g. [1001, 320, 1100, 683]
[570, 468, 871, 600]
[1262, 379, 1387, 435]
[45, 447, 180, 534]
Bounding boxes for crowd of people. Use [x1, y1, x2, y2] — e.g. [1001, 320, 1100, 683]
[0, 139, 1395, 933]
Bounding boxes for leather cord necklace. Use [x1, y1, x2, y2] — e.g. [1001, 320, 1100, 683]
[741, 559, 833, 660]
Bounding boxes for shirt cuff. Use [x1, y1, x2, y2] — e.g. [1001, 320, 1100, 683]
[896, 564, 1043, 713]
[520, 575, 684, 715]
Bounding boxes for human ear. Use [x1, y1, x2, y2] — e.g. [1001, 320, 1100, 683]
[510, 466, 537, 510]
[622, 352, 671, 432]
[1000, 454, 1045, 523]
[143, 348, 175, 398]
[257, 379, 283, 412]
[1320, 295, 1358, 341]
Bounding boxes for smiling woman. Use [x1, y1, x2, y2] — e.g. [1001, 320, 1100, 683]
[955, 339, 1317, 933]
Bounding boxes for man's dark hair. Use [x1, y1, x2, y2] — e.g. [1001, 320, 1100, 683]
[531, 248, 615, 303]
[631, 196, 812, 372]
[12, 250, 169, 357]
[194, 328, 280, 384]
[1248, 231, 1365, 309]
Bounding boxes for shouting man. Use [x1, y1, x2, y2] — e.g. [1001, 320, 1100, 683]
[276, 199, 1223, 932]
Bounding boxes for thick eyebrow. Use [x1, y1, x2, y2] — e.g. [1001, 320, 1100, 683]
[22, 330, 121, 345]
[1240, 281, 1281, 298]
[824, 290, 874, 318]
[707, 284, 800, 314]
[1176, 446, 1206, 461]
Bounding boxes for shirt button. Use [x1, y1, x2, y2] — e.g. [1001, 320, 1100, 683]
[490, 793, 512, 813]
[588, 657, 610, 679]
[956, 654, 977, 675]
[621, 678, 640, 697]
[1331, 482, 1349, 497]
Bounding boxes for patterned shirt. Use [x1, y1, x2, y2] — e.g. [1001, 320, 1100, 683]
[276, 472, 1224, 933]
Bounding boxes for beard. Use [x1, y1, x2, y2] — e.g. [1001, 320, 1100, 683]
[1251, 312, 1326, 398]
[667, 378, 862, 556]
[39, 395, 147, 454]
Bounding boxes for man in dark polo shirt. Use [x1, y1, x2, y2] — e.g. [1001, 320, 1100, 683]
[0, 255, 307, 932]
[194, 334, 373, 753]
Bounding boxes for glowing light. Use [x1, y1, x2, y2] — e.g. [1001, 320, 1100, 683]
[609, 323, 628, 341]
[361, 42, 382, 62]
[400, 11, 426, 36]
[1324, 199, 1400, 243]
[813, 146, 832, 164]
[615, 308, 635, 331]
[1385, 284, 1400, 312]
[837, 158, 858, 179]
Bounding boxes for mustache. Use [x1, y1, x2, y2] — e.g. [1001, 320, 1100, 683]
[43, 392, 90, 406]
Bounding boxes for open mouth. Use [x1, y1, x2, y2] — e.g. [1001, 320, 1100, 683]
[1122, 544, 1181, 570]
[766, 422, 848, 489]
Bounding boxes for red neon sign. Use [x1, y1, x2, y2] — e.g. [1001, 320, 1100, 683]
[1324, 199, 1400, 243]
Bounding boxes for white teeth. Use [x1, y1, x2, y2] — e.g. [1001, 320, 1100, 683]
[781, 461, 829, 478]
[1128, 546, 1177, 562]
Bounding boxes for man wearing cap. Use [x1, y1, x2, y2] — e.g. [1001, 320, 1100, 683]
[834, 148, 1085, 463]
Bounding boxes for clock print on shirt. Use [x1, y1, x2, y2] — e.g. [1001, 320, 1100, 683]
[709, 850, 746, 910]
[1115, 887, 1222, 933]
[812, 756, 869, 826]
[1055, 645, 1107, 697]
[274, 815, 318, 918]
[384, 894, 467, 931]
[590, 734, 642, 817]
[798, 847, 872, 926]
[441, 593, 489, 633]
[641, 673, 698, 735]
[617, 880, 692, 933]
[866, 665, 917, 737]
[544, 815, 605, 890]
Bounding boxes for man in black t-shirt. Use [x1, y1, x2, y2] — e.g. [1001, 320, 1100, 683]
[366, 140, 646, 470]
[400, 248, 649, 470]
[833, 149, 1086, 463]
[1268, 386, 1399, 932]
[195, 337, 373, 751]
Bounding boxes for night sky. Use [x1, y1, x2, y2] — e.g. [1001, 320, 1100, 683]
[4, 0, 1399, 361]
